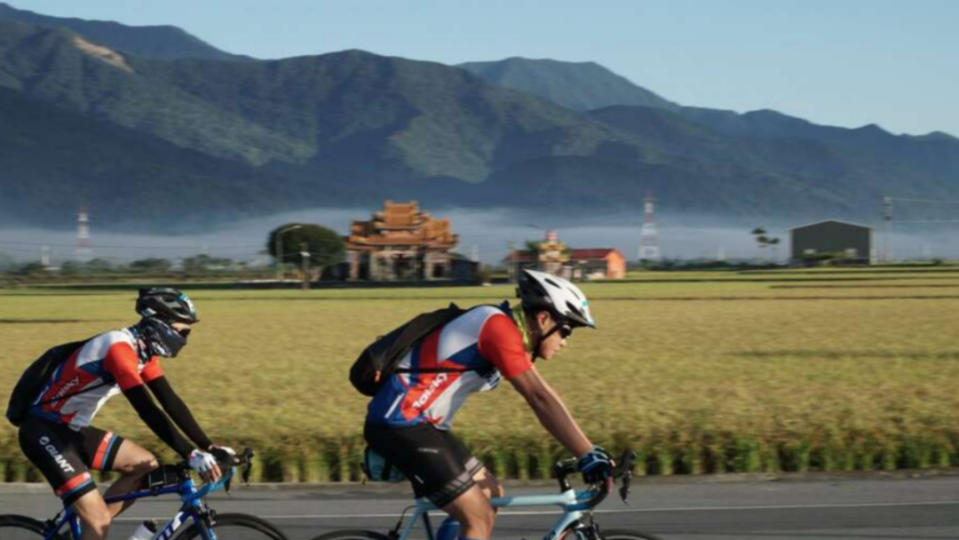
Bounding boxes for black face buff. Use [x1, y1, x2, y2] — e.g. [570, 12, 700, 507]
[138, 318, 188, 358]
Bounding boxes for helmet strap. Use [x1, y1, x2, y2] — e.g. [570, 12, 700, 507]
[128, 322, 151, 362]
[510, 303, 537, 357]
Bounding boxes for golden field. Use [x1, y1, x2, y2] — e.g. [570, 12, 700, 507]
[2, 268, 959, 481]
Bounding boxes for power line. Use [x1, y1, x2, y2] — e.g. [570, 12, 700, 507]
[887, 197, 959, 205]
[0, 239, 263, 250]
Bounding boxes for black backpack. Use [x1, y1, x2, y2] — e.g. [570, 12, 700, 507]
[349, 303, 473, 396]
[6, 338, 92, 427]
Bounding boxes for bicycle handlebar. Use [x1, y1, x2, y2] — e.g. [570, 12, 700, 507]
[554, 449, 636, 511]
[163, 447, 255, 493]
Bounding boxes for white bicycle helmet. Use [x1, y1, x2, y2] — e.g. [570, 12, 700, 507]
[517, 269, 596, 328]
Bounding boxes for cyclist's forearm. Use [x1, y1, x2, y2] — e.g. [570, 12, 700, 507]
[147, 377, 213, 450]
[124, 385, 194, 458]
[524, 384, 593, 457]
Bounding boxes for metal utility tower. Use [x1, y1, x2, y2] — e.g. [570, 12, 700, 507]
[882, 196, 893, 263]
[638, 192, 661, 261]
[76, 207, 92, 261]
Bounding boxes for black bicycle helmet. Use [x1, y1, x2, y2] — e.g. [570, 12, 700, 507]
[136, 288, 199, 324]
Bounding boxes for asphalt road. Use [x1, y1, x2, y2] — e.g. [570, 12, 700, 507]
[2, 474, 958, 540]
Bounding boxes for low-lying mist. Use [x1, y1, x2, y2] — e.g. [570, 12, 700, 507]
[0, 207, 955, 267]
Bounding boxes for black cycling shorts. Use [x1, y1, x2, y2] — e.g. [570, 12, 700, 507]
[364, 422, 483, 507]
[18, 417, 125, 506]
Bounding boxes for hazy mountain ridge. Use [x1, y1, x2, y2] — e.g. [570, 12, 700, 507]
[0, 87, 331, 228]
[458, 57, 680, 112]
[0, 13, 957, 230]
[0, 2, 249, 62]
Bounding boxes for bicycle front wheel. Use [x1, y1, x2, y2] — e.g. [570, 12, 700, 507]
[173, 513, 288, 540]
[600, 528, 663, 540]
[0, 514, 65, 540]
[310, 530, 393, 540]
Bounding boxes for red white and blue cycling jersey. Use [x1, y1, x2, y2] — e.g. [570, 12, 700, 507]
[366, 304, 533, 430]
[29, 329, 163, 429]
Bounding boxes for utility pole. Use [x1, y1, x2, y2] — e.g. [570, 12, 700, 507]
[299, 242, 310, 290]
[76, 207, 92, 262]
[883, 196, 893, 263]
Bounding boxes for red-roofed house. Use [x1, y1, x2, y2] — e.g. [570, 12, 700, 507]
[504, 233, 626, 280]
[569, 249, 626, 279]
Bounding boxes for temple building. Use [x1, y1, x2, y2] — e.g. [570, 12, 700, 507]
[345, 200, 459, 281]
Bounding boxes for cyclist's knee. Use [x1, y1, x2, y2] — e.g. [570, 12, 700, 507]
[132, 453, 160, 475]
[113, 441, 159, 476]
[473, 467, 504, 499]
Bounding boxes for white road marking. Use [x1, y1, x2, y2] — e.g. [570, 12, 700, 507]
[116, 499, 955, 521]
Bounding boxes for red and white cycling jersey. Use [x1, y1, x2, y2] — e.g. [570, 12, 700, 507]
[29, 329, 163, 429]
[366, 303, 533, 430]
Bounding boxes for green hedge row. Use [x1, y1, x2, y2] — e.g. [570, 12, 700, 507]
[3, 430, 956, 483]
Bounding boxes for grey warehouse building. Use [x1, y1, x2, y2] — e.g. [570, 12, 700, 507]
[789, 220, 876, 264]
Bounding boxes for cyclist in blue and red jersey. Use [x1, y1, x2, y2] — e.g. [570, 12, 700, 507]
[364, 269, 612, 540]
[16, 288, 231, 540]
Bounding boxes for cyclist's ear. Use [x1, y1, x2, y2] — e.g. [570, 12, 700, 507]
[534, 310, 553, 332]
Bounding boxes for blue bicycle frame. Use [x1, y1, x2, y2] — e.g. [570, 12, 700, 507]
[396, 486, 599, 540]
[44, 470, 232, 540]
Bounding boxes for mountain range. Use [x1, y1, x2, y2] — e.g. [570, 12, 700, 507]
[0, 2, 956, 231]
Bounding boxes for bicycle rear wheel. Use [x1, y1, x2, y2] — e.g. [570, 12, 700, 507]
[310, 530, 392, 540]
[172, 513, 288, 540]
[0, 514, 65, 540]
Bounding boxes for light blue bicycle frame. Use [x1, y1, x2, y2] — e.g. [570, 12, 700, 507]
[396, 487, 598, 540]
[43, 470, 232, 540]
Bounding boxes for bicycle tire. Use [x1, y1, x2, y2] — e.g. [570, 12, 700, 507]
[600, 528, 663, 540]
[0, 514, 66, 540]
[309, 530, 393, 540]
[172, 512, 289, 540]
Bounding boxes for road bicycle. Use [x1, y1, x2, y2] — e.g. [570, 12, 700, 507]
[0, 448, 287, 540]
[311, 449, 661, 540]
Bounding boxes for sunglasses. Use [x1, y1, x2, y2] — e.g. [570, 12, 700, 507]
[175, 327, 192, 338]
[543, 323, 573, 340]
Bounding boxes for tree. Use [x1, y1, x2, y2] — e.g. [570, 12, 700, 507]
[751, 228, 780, 262]
[17, 262, 47, 275]
[86, 258, 113, 273]
[266, 223, 345, 270]
[182, 254, 232, 273]
[60, 260, 84, 275]
[129, 258, 172, 273]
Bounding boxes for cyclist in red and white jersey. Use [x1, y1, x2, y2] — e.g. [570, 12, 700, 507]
[17, 288, 231, 540]
[365, 269, 612, 540]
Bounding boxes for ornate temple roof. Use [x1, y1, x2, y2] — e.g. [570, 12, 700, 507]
[347, 200, 458, 249]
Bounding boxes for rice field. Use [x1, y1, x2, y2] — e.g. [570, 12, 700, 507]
[2, 268, 959, 482]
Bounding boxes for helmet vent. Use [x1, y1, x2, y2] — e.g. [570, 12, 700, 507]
[544, 278, 561, 288]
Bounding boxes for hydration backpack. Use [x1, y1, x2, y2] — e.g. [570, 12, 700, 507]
[349, 303, 471, 396]
[6, 338, 91, 426]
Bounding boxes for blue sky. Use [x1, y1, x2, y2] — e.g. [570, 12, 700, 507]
[14, 0, 959, 137]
